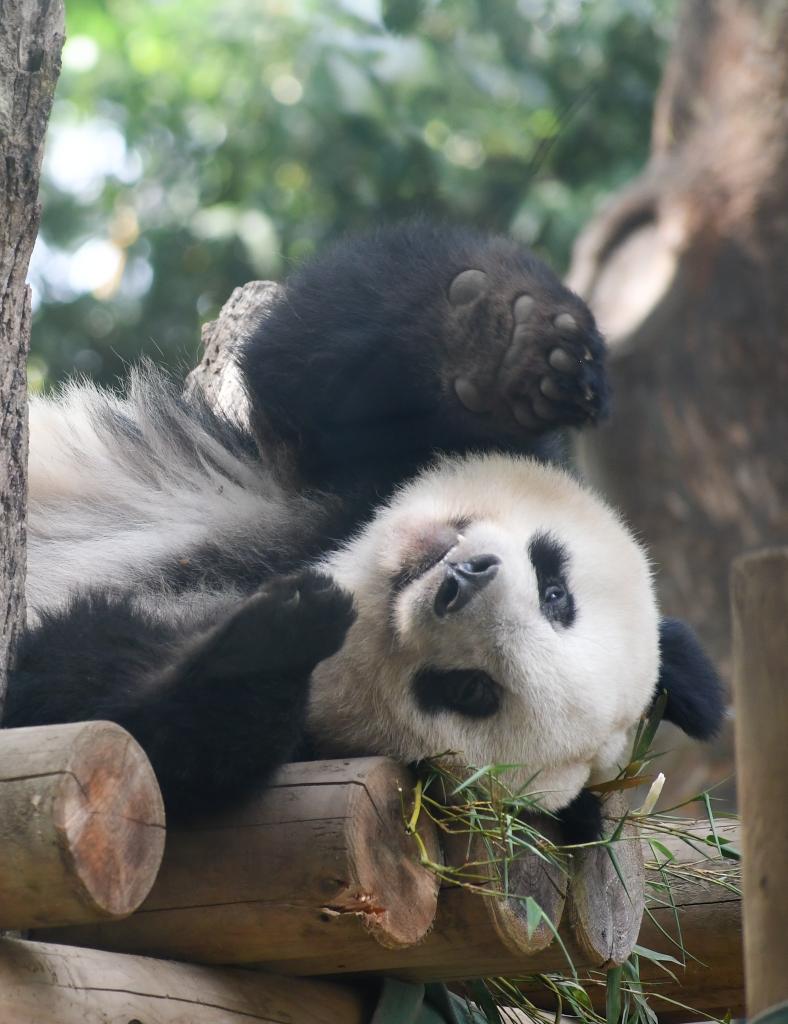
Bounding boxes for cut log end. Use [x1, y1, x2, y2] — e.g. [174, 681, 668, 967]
[56, 721, 166, 919]
[343, 759, 441, 949]
[565, 794, 645, 968]
[0, 722, 165, 930]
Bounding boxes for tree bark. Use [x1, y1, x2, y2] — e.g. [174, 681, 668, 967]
[184, 280, 282, 430]
[0, 0, 65, 705]
[568, 0, 788, 677]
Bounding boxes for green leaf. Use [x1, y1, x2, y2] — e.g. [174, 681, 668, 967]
[606, 965, 623, 1024]
[469, 980, 502, 1024]
[525, 896, 543, 940]
[647, 839, 674, 863]
[631, 944, 683, 966]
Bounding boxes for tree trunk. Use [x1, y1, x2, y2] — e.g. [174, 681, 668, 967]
[567, 0, 788, 804]
[0, 1, 65, 705]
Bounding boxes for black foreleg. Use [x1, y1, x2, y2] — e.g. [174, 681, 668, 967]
[5, 572, 355, 820]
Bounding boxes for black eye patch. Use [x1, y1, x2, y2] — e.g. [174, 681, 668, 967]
[528, 531, 576, 628]
[412, 667, 501, 719]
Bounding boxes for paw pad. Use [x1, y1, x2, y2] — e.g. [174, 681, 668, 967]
[454, 376, 492, 413]
[539, 377, 564, 401]
[554, 312, 578, 332]
[548, 348, 580, 374]
[449, 269, 489, 306]
[445, 260, 607, 431]
[513, 294, 535, 321]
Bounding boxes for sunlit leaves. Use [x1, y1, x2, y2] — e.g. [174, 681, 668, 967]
[34, 0, 675, 385]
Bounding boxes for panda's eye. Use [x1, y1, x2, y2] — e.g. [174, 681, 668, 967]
[528, 531, 576, 629]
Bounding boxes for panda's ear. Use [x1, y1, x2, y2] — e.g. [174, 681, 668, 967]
[654, 618, 726, 740]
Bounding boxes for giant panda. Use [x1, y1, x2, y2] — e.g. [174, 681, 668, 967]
[4, 221, 724, 841]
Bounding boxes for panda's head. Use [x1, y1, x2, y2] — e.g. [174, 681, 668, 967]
[310, 453, 723, 812]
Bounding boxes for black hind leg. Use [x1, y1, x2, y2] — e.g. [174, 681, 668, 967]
[556, 789, 603, 845]
[240, 223, 609, 498]
[443, 263, 608, 433]
[5, 571, 355, 820]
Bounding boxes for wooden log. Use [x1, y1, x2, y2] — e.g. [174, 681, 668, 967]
[0, 722, 165, 930]
[564, 794, 644, 969]
[342, 799, 642, 982]
[40, 768, 651, 982]
[731, 548, 788, 1018]
[40, 759, 573, 977]
[0, 938, 369, 1024]
[517, 821, 743, 1022]
[39, 758, 441, 970]
[295, 813, 570, 982]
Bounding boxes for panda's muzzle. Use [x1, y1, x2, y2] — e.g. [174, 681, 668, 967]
[434, 554, 501, 617]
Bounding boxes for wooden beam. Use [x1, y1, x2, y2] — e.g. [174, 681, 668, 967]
[38, 763, 647, 981]
[0, 721, 165, 930]
[39, 758, 442, 969]
[0, 938, 369, 1023]
[732, 547, 788, 1018]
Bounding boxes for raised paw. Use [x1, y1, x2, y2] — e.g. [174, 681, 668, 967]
[208, 571, 356, 679]
[444, 251, 609, 434]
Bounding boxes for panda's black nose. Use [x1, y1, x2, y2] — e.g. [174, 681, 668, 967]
[433, 554, 501, 618]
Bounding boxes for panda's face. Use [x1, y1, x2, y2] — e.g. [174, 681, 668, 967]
[310, 454, 659, 810]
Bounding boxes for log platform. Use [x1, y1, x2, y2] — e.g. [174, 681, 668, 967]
[0, 690, 746, 1021]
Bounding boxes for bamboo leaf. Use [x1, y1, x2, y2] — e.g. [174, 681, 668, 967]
[469, 980, 502, 1024]
[606, 965, 623, 1024]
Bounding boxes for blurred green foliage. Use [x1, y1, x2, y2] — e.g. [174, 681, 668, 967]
[31, 0, 675, 388]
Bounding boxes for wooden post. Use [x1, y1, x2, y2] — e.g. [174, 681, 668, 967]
[0, 938, 369, 1024]
[0, 722, 165, 929]
[517, 821, 744, 1022]
[40, 757, 441, 968]
[731, 547, 788, 1018]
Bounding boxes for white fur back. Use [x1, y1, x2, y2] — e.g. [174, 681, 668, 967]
[27, 368, 318, 617]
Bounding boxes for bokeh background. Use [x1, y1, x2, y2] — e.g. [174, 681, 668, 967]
[30, 0, 673, 389]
